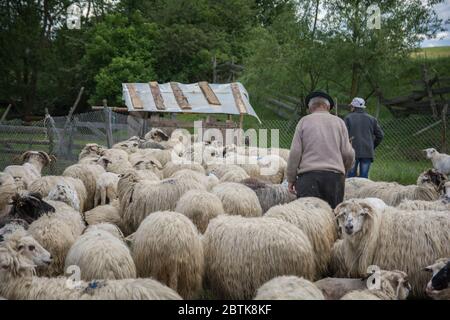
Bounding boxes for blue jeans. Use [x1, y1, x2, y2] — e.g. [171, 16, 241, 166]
[347, 158, 372, 179]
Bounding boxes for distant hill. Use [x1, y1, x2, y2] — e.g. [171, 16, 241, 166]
[412, 46, 450, 59]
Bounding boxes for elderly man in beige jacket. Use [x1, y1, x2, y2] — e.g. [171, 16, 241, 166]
[286, 91, 355, 209]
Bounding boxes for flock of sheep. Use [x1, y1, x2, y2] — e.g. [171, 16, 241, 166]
[0, 127, 448, 300]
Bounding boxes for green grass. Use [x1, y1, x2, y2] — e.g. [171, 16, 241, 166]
[412, 46, 450, 59]
[370, 159, 429, 185]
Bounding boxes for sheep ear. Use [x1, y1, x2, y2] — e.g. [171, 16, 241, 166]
[333, 203, 346, 217]
[360, 204, 374, 218]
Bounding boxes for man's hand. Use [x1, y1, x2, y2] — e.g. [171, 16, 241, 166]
[288, 182, 296, 195]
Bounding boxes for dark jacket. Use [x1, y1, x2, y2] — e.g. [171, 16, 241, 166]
[344, 109, 384, 160]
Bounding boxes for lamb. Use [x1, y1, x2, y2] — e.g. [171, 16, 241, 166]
[83, 200, 121, 227]
[424, 258, 450, 300]
[46, 183, 80, 212]
[130, 211, 204, 299]
[332, 199, 450, 297]
[265, 197, 338, 277]
[171, 170, 219, 191]
[241, 178, 296, 213]
[94, 172, 119, 206]
[424, 148, 450, 175]
[0, 173, 18, 217]
[211, 182, 262, 217]
[175, 190, 224, 233]
[203, 215, 316, 299]
[65, 228, 136, 281]
[0, 243, 182, 300]
[162, 161, 206, 179]
[62, 164, 105, 210]
[117, 170, 206, 234]
[3, 151, 53, 189]
[340, 270, 411, 300]
[28, 176, 87, 212]
[254, 276, 324, 300]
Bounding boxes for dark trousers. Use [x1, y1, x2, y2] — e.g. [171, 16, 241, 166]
[295, 171, 345, 209]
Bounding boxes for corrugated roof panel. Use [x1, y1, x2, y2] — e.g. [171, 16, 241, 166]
[122, 82, 261, 123]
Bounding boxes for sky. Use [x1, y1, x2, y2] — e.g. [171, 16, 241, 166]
[421, 0, 450, 47]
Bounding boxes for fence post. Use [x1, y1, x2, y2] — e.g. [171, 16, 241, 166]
[44, 108, 56, 174]
[0, 104, 12, 124]
[442, 104, 448, 153]
[103, 99, 113, 148]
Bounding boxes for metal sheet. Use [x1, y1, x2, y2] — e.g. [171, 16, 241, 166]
[122, 82, 261, 123]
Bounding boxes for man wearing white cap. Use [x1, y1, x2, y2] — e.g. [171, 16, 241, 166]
[344, 97, 384, 178]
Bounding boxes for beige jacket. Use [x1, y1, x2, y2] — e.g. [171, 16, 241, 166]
[286, 111, 355, 183]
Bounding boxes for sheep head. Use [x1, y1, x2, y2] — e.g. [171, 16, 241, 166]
[17, 151, 54, 167]
[145, 128, 169, 142]
[378, 270, 411, 300]
[3, 230, 52, 268]
[425, 259, 450, 298]
[8, 192, 55, 224]
[423, 148, 438, 159]
[334, 200, 376, 237]
[417, 169, 448, 192]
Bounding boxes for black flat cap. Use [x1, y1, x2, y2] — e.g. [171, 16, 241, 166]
[305, 91, 335, 109]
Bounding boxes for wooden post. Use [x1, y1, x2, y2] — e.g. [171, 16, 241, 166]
[0, 104, 12, 124]
[375, 96, 381, 119]
[141, 112, 149, 138]
[44, 108, 56, 174]
[422, 65, 438, 119]
[212, 55, 217, 83]
[67, 117, 77, 159]
[442, 104, 448, 154]
[103, 99, 113, 148]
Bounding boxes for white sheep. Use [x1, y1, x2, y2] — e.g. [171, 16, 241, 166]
[265, 197, 338, 277]
[131, 211, 204, 299]
[62, 163, 105, 210]
[65, 228, 136, 281]
[28, 176, 87, 212]
[162, 160, 205, 179]
[112, 140, 139, 154]
[171, 169, 219, 191]
[340, 270, 411, 300]
[174, 189, 224, 233]
[3, 151, 53, 189]
[0, 242, 181, 300]
[94, 172, 119, 206]
[211, 182, 262, 217]
[97, 149, 133, 174]
[46, 183, 80, 212]
[78, 143, 106, 161]
[117, 170, 206, 235]
[314, 277, 367, 300]
[424, 148, 450, 175]
[332, 199, 450, 298]
[203, 215, 316, 299]
[83, 200, 121, 227]
[0, 172, 17, 216]
[254, 276, 324, 300]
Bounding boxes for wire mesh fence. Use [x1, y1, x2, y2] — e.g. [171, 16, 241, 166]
[0, 111, 448, 184]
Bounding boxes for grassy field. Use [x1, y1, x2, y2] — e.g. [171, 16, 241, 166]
[411, 46, 450, 59]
